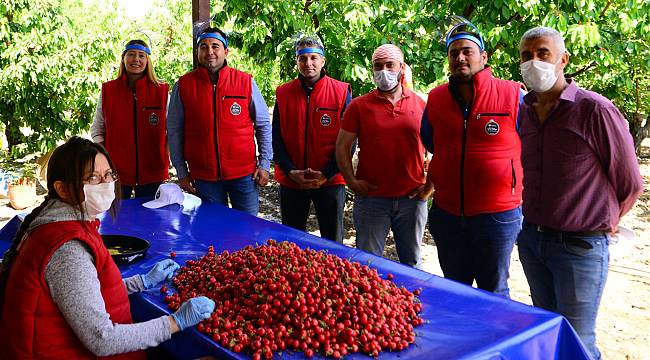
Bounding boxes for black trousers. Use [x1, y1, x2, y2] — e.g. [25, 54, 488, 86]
[279, 185, 345, 243]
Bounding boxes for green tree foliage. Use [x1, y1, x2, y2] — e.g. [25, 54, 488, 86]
[0, 0, 111, 156]
[0, 0, 647, 156]
[0, 0, 192, 158]
[213, 0, 649, 149]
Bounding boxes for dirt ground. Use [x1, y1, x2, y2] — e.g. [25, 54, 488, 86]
[1, 141, 649, 359]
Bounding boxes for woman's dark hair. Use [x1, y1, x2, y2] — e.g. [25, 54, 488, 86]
[0, 136, 120, 302]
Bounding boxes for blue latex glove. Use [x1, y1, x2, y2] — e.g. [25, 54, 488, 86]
[141, 259, 180, 289]
[171, 296, 215, 331]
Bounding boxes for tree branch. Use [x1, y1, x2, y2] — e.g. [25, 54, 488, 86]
[565, 61, 596, 78]
[599, 0, 612, 20]
[487, 43, 502, 58]
[304, 0, 320, 30]
[463, 4, 475, 19]
[635, 68, 640, 115]
[506, 13, 522, 24]
[488, 13, 522, 57]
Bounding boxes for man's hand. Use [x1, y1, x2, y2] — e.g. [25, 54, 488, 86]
[253, 168, 270, 186]
[288, 169, 318, 189]
[303, 168, 327, 189]
[179, 176, 196, 194]
[288, 169, 308, 184]
[348, 178, 378, 196]
[409, 182, 434, 200]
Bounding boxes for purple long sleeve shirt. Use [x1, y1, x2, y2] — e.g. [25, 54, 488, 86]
[519, 79, 643, 232]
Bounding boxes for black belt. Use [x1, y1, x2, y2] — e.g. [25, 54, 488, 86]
[525, 222, 606, 249]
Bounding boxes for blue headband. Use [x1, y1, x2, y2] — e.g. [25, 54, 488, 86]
[445, 20, 485, 52]
[296, 47, 324, 57]
[124, 44, 151, 55]
[197, 32, 228, 48]
[446, 33, 484, 51]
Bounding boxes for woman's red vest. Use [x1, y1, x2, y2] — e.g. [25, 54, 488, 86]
[1, 220, 145, 360]
[178, 66, 256, 181]
[274, 76, 349, 188]
[102, 75, 169, 186]
[426, 68, 523, 216]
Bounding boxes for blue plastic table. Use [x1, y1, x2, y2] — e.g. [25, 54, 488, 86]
[0, 198, 590, 359]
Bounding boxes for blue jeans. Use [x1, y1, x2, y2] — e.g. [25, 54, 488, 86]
[194, 175, 258, 215]
[428, 205, 522, 297]
[353, 196, 427, 268]
[517, 223, 608, 360]
[121, 182, 161, 199]
[279, 185, 346, 243]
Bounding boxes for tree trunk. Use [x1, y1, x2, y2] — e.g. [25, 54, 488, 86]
[2, 110, 24, 156]
[0, 101, 25, 155]
[630, 72, 648, 156]
[632, 113, 649, 155]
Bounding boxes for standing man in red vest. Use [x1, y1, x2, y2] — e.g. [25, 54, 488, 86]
[273, 36, 352, 243]
[420, 19, 524, 296]
[168, 27, 272, 215]
[337, 44, 428, 267]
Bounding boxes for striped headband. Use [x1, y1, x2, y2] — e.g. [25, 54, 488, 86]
[372, 44, 404, 63]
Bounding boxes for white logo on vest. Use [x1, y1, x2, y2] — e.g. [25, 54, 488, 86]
[230, 102, 242, 116]
[320, 114, 332, 126]
[485, 119, 499, 135]
[148, 113, 159, 125]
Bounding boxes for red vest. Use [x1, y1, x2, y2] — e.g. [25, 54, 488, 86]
[274, 76, 349, 188]
[1, 220, 145, 360]
[426, 68, 523, 216]
[178, 66, 256, 181]
[102, 75, 169, 186]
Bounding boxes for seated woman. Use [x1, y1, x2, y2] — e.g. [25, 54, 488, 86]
[0, 137, 214, 359]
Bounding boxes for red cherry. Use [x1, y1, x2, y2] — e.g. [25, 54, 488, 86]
[164, 242, 424, 358]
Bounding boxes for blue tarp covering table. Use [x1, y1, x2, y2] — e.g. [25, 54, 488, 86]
[0, 198, 590, 359]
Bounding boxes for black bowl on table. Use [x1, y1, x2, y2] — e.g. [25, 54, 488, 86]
[101, 234, 150, 265]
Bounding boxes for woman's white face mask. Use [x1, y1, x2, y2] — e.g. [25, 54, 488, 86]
[373, 70, 400, 92]
[83, 181, 115, 218]
[520, 56, 562, 93]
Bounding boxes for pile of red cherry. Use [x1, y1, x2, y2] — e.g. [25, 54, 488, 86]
[163, 240, 423, 359]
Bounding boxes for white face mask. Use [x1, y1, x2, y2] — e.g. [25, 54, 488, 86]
[373, 70, 400, 91]
[83, 181, 116, 218]
[520, 58, 562, 93]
